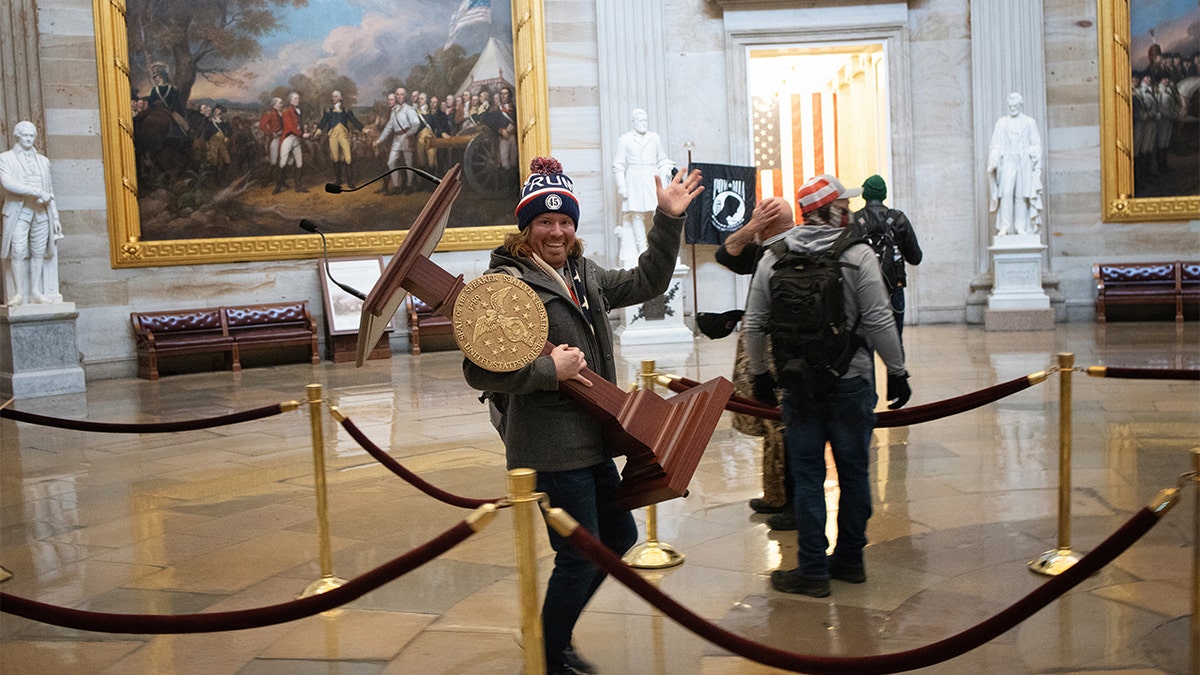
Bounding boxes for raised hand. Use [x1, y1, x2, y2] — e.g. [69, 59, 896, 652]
[655, 167, 705, 217]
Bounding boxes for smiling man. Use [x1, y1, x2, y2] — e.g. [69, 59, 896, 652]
[462, 156, 703, 674]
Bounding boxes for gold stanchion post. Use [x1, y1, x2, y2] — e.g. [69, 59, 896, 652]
[1030, 353, 1083, 576]
[1191, 447, 1199, 675]
[622, 360, 685, 569]
[300, 383, 347, 597]
[509, 468, 546, 675]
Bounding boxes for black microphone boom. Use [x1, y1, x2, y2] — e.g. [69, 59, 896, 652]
[299, 219, 367, 300]
[325, 165, 442, 193]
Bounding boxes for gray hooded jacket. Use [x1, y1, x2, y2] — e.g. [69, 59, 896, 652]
[742, 223, 906, 387]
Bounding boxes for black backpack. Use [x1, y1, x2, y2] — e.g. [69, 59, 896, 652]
[766, 229, 862, 403]
[854, 209, 903, 289]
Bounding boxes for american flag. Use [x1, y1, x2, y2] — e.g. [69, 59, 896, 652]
[445, 0, 492, 49]
[752, 94, 780, 170]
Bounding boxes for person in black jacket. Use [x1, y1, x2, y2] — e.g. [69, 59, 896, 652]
[850, 175, 922, 339]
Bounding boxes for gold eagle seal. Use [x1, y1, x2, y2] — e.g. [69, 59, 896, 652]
[453, 274, 548, 372]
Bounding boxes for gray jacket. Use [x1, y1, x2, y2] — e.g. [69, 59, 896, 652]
[742, 224, 906, 386]
[463, 209, 684, 472]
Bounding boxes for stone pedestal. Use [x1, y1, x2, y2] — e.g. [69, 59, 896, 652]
[985, 235, 1053, 331]
[616, 260, 695, 349]
[1, 303, 86, 398]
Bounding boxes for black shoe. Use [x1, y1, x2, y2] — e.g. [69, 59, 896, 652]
[562, 646, 597, 674]
[750, 498, 788, 514]
[766, 511, 796, 531]
[770, 568, 830, 597]
[828, 556, 866, 583]
[547, 664, 584, 675]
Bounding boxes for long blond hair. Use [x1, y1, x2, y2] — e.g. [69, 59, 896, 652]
[503, 229, 585, 259]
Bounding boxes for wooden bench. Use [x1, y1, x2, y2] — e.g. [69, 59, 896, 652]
[1093, 261, 1198, 323]
[1182, 262, 1200, 320]
[406, 295, 456, 354]
[223, 301, 320, 365]
[131, 301, 319, 380]
[131, 308, 238, 380]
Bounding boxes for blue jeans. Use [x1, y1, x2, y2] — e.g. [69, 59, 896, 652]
[536, 461, 637, 663]
[782, 376, 877, 578]
[890, 286, 906, 338]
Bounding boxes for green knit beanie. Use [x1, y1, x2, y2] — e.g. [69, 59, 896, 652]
[862, 174, 887, 201]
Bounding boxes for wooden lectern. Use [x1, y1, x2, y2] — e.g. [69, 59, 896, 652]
[356, 165, 733, 510]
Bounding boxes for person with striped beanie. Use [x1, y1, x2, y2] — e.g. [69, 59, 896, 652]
[464, 156, 705, 674]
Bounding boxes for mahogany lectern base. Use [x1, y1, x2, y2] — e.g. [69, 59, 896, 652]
[356, 164, 733, 510]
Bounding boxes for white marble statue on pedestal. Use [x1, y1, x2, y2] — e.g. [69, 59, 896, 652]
[1, 121, 64, 305]
[612, 108, 676, 267]
[987, 92, 1043, 238]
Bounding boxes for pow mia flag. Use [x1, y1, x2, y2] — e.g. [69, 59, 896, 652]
[684, 163, 757, 244]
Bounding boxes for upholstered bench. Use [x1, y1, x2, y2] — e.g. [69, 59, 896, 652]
[131, 308, 239, 380]
[406, 295, 456, 354]
[1093, 261, 1194, 323]
[1182, 262, 1200, 320]
[223, 301, 320, 365]
[132, 301, 320, 379]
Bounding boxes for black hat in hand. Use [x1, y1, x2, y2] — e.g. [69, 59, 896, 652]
[696, 309, 744, 340]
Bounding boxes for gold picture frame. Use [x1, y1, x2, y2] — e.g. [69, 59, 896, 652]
[92, 0, 550, 268]
[1096, 0, 1199, 222]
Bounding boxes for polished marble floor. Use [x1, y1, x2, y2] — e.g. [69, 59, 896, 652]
[1, 323, 1197, 674]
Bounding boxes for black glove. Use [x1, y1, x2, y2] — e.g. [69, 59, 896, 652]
[887, 372, 911, 410]
[752, 372, 778, 407]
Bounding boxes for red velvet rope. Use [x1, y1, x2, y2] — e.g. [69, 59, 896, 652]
[1090, 367, 1200, 381]
[565, 507, 1160, 674]
[0, 403, 290, 434]
[667, 374, 1036, 428]
[0, 520, 477, 634]
[338, 416, 501, 509]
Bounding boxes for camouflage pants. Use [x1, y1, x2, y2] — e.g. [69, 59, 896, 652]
[732, 336, 787, 507]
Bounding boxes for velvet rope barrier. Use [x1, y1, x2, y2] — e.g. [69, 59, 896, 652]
[0, 508, 495, 634]
[1084, 366, 1200, 381]
[546, 485, 1180, 675]
[0, 401, 298, 434]
[334, 411, 501, 510]
[665, 372, 1046, 428]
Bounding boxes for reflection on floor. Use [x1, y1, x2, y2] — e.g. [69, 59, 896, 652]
[1, 323, 1196, 674]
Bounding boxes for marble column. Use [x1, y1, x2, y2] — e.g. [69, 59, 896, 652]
[0, 0, 46, 135]
[0, 0, 84, 396]
[969, 0, 1059, 329]
[597, 0, 693, 346]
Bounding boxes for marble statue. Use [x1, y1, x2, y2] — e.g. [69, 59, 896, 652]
[1, 121, 63, 305]
[612, 108, 676, 265]
[987, 92, 1043, 237]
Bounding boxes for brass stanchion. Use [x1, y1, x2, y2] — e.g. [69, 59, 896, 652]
[622, 360, 685, 569]
[1191, 448, 1199, 675]
[1030, 353, 1083, 576]
[509, 468, 546, 675]
[300, 384, 347, 597]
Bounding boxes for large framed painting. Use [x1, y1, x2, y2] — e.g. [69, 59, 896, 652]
[93, 0, 551, 267]
[1097, 0, 1199, 222]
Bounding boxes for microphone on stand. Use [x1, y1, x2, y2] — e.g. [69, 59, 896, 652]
[325, 165, 442, 193]
[299, 219, 367, 300]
